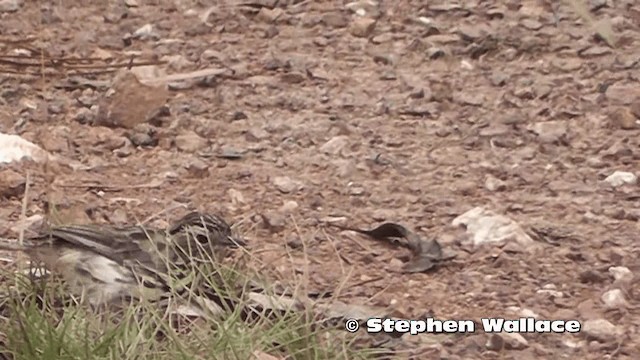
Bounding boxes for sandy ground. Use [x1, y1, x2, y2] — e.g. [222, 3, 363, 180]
[1, 0, 640, 358]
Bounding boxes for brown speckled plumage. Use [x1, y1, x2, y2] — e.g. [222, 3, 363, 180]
[0, 212, 245, 307]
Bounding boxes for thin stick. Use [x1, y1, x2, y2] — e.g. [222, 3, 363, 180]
[17, 172, 30, 272]
[291, 216, 311, 295]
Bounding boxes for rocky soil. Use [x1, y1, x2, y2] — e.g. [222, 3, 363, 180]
[1, 0, 640, 358]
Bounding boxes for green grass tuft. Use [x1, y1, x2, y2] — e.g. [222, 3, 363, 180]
[0, 260, 376, 360]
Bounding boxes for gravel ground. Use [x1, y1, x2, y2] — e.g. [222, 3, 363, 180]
[1, 0, 639, 358]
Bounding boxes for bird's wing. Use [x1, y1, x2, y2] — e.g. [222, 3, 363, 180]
[23, 224, 178, 295]
[41, 225, 158, 266]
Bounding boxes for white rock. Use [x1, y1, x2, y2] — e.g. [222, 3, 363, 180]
[227, 188, 245, 205]
[604, 171, 637, 187]
[0, 0, 21, 13]
[345, 0, 379, 16]
[133, 24, 156, 40]
[609, 266, 633, 282]
[582, 319, 622, 342]
[417, 16, 433, 25]
[484, 174, 506, 191]
[0, 132, 53, 164]
[272, 176, 300, 194]
[350, 17, 377, 38]
[527, 120, 568, 143]
[451, 207, 535, 250]
[163, 171, 179, 179]
[536, 289, 564, 298]
[562, 339, 585, 349]
[601, 289, 627, 309]
[460, 60, 474, 70]
[10, 214, 45, 234]
[174, 131, 208, 153]
[280, 200, 299, 213]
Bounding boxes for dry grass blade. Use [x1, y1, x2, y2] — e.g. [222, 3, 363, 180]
[15, 172, 30, 275]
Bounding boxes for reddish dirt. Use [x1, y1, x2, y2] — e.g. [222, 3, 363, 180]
[1, 0, 640, 358]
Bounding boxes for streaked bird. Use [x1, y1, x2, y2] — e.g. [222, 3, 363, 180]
[0, 212, 245, 309]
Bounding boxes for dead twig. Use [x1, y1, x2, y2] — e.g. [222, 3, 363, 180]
[17, 172, 30, 273]
[57, 178, 164, 191]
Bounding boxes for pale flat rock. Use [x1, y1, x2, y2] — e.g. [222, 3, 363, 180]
[604, 171, 637, 187]
[272, 176, 302, 194]
[609, 266, 633, 283]
[0, 0, 22, 13]
[452, 207, 536, 250]
[9, 214, 45, 235]
[350, 17, 376, 37]
[175, 131, 208, 153]
[527, 120, 568, 143]
[582, 319, 622, 342]
[0, 132, 53, 164]
[601, 289, 627, 309]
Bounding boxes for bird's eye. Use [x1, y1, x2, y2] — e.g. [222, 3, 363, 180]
[184, 226, 210, 244]
[195, 234, 209, 244]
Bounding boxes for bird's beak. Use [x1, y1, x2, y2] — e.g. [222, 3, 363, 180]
[229, 235, 247, 248]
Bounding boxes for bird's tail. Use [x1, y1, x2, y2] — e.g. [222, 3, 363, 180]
[0, 238, 30, 252]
